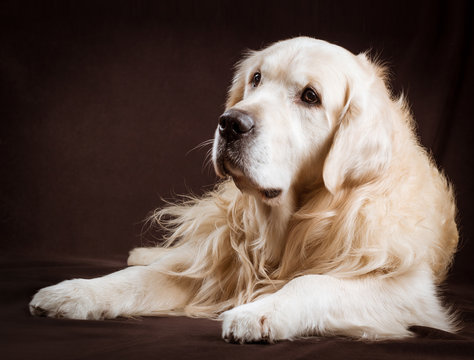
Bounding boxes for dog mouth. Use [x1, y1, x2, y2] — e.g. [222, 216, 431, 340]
[261, 188, 282, 199]
[213, 134, 283, 202]
[221, 161, 282, 200]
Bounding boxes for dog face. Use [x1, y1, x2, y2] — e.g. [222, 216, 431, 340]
[212, 37, 392, 204]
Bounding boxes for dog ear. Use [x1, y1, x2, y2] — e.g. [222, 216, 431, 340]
[323, 54, 393, 194]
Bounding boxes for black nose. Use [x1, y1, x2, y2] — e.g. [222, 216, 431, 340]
[218, 109, 255, 142]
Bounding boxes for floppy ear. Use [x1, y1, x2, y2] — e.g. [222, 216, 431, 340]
[323, 54, 393, 194]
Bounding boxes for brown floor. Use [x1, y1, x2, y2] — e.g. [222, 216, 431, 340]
[2, 255, 473, 360]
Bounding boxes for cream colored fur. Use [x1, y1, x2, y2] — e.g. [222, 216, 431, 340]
[30, 37, 458, 342]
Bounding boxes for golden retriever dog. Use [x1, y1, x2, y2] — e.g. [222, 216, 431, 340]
[30, 37, 458, 342]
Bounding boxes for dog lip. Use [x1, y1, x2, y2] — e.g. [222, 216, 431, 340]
[216, 161, 227, 178]
[261, 188, 282, 199]
[224, 162, 282, 200]
[223, 161, 245, 178]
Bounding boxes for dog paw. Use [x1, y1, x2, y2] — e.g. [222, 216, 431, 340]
[221, 301, 283, 343]
[29, 279, 107, 320]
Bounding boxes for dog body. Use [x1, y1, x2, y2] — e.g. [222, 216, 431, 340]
[30, 37, 458, 342]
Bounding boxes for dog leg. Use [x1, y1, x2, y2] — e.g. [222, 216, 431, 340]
[221, 270, 454, 342]
[29, 264, 192, 319]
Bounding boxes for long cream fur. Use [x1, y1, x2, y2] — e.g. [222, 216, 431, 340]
[30, 37, 458, 342]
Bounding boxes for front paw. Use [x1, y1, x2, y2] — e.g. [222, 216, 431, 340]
[29, 279, 106, 320]
[221, 301, 283, 343]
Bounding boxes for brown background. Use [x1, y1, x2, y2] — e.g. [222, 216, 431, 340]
[1, 1, 473, 359]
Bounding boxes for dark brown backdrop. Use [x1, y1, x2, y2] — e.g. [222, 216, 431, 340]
[2, 0, 472, 280]
[1, 1, 473, 359]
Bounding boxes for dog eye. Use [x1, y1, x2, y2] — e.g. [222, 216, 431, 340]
[251, 72, 261, 87]
[301, 88, 320, 105]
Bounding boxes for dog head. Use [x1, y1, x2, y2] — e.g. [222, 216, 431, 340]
[212, 37, 393, 205]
